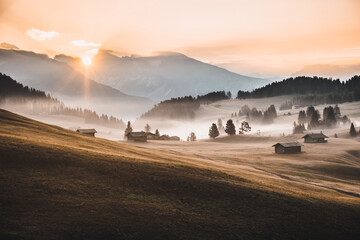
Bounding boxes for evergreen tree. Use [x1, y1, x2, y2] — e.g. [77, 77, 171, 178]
[306, 106, 315, 120]
[155, 129, 160, 139]
[144, 124, 151, 133]
[309, 110, 320, 129]
[298, 110, 307, 124]
[225, 119, 236, 135]
[208, 123, 219, 139]
[217, 118, 223, 132]
[124, 121, 132, 138]
[268, 104, 277, 118]
[189, 132, 197, 141]
[323, 106, 337, 127]
[239, 121, 251, 134]
[334, 104, 341, 119]
[350, 123, 357, 137]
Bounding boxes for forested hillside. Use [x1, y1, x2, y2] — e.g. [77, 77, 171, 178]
[141, 91, 230, 119]
[0, 73, 125, 128]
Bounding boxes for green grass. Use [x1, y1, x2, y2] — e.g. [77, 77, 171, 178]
[0, 109, 359, 240]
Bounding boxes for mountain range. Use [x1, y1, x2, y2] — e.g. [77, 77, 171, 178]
[55, 50, 270, 101]
[0, 46, 154, 118]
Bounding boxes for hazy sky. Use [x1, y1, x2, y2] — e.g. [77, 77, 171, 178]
[1, 0, 360, 77]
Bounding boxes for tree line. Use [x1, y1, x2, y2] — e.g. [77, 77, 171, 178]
[0, 73, 125, 129]
[140, 91, 230, 120]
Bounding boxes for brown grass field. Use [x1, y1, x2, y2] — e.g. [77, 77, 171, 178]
[0, 109, 359, 239]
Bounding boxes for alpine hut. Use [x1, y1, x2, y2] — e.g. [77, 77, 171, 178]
[126, 131, 147, 142]
[76, 128, 97, 137]
[302, 133, 328, 143]
[272, 142, 303, 154]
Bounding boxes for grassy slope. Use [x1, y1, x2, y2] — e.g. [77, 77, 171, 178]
[0, 109, 359, 240]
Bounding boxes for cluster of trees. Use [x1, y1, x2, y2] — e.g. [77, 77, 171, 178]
[293, 105, 350, 133]
[141, 91, 230, 120]
[235, 104, 277, 124]
[208, 120, 251, 139]
[0, 73, 125, 129]
[237, 75, 360, 100]
[0, 73, 49, 99]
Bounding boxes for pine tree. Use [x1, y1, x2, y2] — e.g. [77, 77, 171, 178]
[239, 121, 251, 134]
[306, 106, 315, 120]
[155, 129, 160, 139]
[350, 123, 357, 137]
[124, 121, 132, 138]
[217, 118, 223, 132]
[189, 132, 197, 141]
[225, 119, 236, 135]
[309, 110, 320, 129]
[144, 124, 151, 133]
[208, 123, 219, 139]
[298, 110, 307, 124]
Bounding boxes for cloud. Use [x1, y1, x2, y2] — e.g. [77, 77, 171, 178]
[71, 40, 101, 47]
[25, 28, 59, 41]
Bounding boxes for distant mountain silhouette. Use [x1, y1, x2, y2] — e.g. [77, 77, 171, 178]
[0, 42, 19, 50]
[292, 63, 360, 80]
[0, 48, 154, 118]
[56, 50, 270, 101]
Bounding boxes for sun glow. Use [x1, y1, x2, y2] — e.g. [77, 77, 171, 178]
[81, 56, 92, 66]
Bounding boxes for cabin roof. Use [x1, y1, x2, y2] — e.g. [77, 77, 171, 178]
[302, 133, 328, 139]
[76, 128, 97, 134]
[126, 131, 147, 137]
[272, 142, 303, 147]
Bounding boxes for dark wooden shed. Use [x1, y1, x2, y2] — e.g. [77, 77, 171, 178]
[302, 133, 328, 143]
[126, 132, 147, 142]
[76, 128, 97, 137]
[272, 142, 303, 154]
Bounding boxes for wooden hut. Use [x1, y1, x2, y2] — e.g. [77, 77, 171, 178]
[302, 133, 328, 143]
[126, 132, 147, 142]
[76, 128, 97, 137]
[272, 142, 303, 154]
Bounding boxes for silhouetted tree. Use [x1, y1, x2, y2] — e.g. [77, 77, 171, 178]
[323, 106, 337, 127]
[239, 121, 251, 134]
[124, 121, 132, 138]
[350, 123, 357, 137]
[208, 123, 219, 139]
[144, 124, 151, 133]
[225, 119, 236, 135]
[298, 110, 307, 124]
[155, 129, 160, 139]
[306, 106, 315, 120]
[334, 104, 341, 119]
[309, 110, 320, 129]
[217, 118, 223, 132]
[189, 132, 197, 141]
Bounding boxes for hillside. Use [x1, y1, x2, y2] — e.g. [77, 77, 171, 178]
[0, 73, 126, 129]
[237, 75, 360, 104]
[1, 109, 360, 239]
[55, 50, 269, 101]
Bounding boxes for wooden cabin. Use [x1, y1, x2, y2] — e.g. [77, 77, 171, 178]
[76, 128, 97, 137]
[302, 133, 328, 143]
[272, 142, 303, 154]
[126, 131, 147, 142]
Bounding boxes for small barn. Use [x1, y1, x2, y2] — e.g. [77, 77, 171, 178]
[272, 142, 303, 154]
[126, 132, 147, 142]
[302, 133, 328, 143]
[76, 128, 97, 137]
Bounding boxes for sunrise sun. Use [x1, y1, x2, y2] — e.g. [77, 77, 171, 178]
[81, 56, 92, 66]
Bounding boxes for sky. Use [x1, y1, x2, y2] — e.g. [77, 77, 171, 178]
[1, 0, 360, 78]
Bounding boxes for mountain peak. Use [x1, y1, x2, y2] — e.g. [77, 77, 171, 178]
[0, 42, 19, 50]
